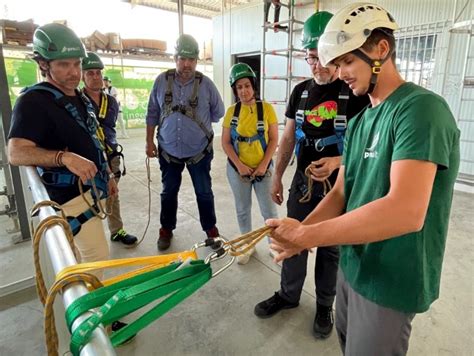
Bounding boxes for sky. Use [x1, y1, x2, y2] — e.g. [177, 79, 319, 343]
[0, 0, 214, 52]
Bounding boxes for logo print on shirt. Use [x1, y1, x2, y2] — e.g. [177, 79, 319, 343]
[304, 100, 337, 127]
[364, 132, 379, 159]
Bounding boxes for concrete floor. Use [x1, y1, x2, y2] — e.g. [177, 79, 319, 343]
[0, 128, 473, 356]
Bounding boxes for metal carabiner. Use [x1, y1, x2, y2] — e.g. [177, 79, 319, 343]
[314, 139, 325, 152]
[204, 246, 235, 278]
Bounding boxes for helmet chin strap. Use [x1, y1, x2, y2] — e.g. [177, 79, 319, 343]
[351, 48, 391, 94]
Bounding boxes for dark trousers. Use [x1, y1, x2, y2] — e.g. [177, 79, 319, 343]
[264, 0, 281, 23]
[158, 149, 216, 232]
[279, 170, 339, 307]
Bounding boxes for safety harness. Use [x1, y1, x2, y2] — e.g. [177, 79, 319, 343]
[91, 90, 127, 178]
[230, 101, 266, 154]
[294, 80, 350, 157]
[228, 101, 272, 183]
[158, 69, 213, 165]
[21, 84, 110, 235]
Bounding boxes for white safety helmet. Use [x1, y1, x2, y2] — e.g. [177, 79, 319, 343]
[318, 2, 398, 67]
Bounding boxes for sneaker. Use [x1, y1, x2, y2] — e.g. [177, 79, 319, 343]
[237, 246, 255, 265]
[157, 228, 173, 251]
[254, 292, 299, 319]
[313, 303, 334, 339]
[111, 320, 136, 345]
[111, 229, 138, 246]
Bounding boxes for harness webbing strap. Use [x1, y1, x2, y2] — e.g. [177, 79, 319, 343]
[158, 70, 212, 166]
[67, 207, 98, 236]
[294, 80, 350, 156]
[294, 80, 314, 157]
[230, 101, 266, 155]
[98, 91, 108, 119]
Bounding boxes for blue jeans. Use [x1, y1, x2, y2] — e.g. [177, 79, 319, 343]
[158, 149, 216, 231]
[226, 161, 278, 234]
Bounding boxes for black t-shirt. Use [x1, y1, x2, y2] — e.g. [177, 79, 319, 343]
[8, 82, 102, 204]
[286, 78, 370, 171]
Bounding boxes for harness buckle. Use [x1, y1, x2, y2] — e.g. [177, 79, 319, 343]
[164, 91, 173, 104]
[179, 105, 187, 114]
[334, 115, 347, 130]
[237, 137, 252, 143]
[189, 98, 198, 108]
[295, 110, 305, 124]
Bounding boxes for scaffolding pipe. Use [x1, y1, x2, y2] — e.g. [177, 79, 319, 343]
[25, 167, 116, 356]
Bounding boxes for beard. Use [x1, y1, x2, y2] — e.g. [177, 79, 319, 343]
[314, 72, 333, 85]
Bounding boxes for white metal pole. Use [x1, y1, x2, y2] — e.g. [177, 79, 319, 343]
[25, 167, 116, 356]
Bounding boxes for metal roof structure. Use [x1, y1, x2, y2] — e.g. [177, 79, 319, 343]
[123, 0, 255, 19]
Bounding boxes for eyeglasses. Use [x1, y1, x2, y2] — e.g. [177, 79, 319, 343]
[304, 56, 320, 65]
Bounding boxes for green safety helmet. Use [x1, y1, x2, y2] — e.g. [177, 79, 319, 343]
[229, 63, 256, 87]
[82, 52, 104, 70]
[33, 23, 87, 60]
[174, 34, 199, 59]
[301, 11, 333, 49]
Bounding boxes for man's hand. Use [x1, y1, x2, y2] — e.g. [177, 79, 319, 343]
[271, 178, 284, 205]
[266, 217, 306, 262]
[62, 152, 98, 184]
[146, 141, 158, 158]
[308, 156, 341, 182]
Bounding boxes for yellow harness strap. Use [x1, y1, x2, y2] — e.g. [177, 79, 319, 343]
[98, 91, 108, 119]
[56, 250, 198, 286]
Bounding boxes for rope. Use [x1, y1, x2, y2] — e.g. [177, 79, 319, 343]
[44, 272, 103, 356]
[223, 226, 274, 256]
[298, 165, 332, 203]
[30, 200, 67, 237]
[32, 213, 77, 305]
[78, 179, 111, 219]
[126, 156, 153, 248]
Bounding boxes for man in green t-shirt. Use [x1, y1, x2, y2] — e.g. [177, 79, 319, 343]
[266, 3, 460, 355]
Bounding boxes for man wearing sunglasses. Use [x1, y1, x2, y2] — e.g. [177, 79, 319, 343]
[254, 11, 369, 340]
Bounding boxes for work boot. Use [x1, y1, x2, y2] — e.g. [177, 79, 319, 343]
[205, 226, 221, 249]
[157, 228, 173, 251]
[313, 303, 334, 339]
[254, 292, 299, 319]
[111, 320, 136, 346]
[111, 228, 138, 246]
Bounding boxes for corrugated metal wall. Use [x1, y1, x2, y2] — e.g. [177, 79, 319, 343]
[213, 0, 474, 183]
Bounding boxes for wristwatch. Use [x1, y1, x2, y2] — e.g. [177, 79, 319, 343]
[109, 173, 116, 179]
